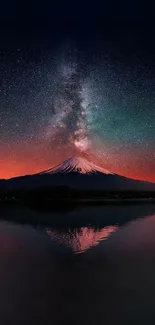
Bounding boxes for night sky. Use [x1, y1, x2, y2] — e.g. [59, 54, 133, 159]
[0, 0, 155, 181]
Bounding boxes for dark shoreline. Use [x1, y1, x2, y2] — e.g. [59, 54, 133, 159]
[0, 197, 155, 205]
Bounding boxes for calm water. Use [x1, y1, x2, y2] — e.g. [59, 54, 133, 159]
[1, 203, 155, 324]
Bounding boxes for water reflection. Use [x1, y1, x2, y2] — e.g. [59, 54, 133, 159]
[35, 204, 155, 253]
[0, 204, 155, 324]
[1, 202, 155, 255]
[46, 225, 118, 253]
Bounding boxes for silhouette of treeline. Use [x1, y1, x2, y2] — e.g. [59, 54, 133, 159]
[0, 186, 155, 201]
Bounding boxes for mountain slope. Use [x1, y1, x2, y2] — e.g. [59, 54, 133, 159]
[40, 156, 113, 175]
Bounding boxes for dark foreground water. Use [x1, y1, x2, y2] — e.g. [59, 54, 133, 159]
[1, 203, 155, 324]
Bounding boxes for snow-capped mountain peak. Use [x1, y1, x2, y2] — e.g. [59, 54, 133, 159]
[40, 156, 113, 175]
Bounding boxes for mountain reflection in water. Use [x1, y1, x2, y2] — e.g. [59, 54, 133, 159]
[0, 204, 155, 324]
[1, 202, 155, 255]
[46, 225, 118, 253]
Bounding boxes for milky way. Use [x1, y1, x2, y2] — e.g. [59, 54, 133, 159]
[45, 62, 93, 152]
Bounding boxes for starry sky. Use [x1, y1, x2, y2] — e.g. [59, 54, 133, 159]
[0, 0, 155, 181]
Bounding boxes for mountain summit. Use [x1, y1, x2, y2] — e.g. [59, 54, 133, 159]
[40, 156, 113, 175]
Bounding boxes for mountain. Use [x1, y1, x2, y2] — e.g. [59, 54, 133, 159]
[1, 155, 155, 191]
[40, 156, 113, 175]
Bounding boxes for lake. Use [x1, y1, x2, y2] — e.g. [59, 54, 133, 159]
[1, 203, 155, 324]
